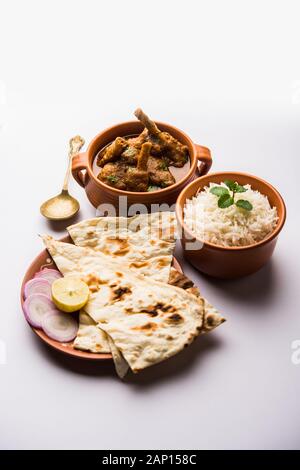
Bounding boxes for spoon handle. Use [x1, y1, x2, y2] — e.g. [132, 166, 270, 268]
[62, 135, 85, 191]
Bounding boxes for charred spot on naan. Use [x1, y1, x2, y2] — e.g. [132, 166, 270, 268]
[206, 314, 215, 327]
[203, 312, 225, 331]
[125, 306, 159, 317]
[129, 261, 149, 269]
[186, 286, 201, 297]
[86, 230, 96, 237]
[82, 230, 100, 247]
[110, 285, 132, 301]
[168, 269, 195, 290]
[83, 238, 99, 247]
[125, 302, 177, 317]
[114, 248, 130, 256]
[160, 304, 177, 313]
[159, 241, 170, 248]
[132, 322, 158, 332]
[82, 273, 106, 293]
[140, 306, 159, 316]
[156, 257, 170, 268]
[166, 313, 184, 324]
[104, 237, 130, 256]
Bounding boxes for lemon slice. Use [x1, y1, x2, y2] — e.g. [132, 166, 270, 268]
[51, 278, 89, 313]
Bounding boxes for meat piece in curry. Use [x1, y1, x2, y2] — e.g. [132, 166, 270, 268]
[96, 109, 190, 192]
[97, 137, 127, 167]
[126, 143, 151, 192]
[134, 108, 189, 167]
[99, 143, 151, 192]
[147, 156, 175, 188]
[98, 161, 128, 190]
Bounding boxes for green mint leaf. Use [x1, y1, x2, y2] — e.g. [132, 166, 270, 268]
[224, 180, 236, 191]
[236, 199, 253, 211]
[218, 194, 234, 208]
[235, 184, 247, 193]
[210, 186, 229, 197]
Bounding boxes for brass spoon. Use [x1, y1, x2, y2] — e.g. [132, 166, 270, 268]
[40, 135, 85, 221]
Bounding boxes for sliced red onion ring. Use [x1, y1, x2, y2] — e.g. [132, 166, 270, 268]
[22, 294, 56, 329]
[34, 268, 62, 284]
[41, 311, 78, 343]
[24, 278, 52, 299]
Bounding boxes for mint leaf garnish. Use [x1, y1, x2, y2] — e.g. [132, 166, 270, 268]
[210, 186, 229, 197]
[224, 180, 236, 191]
[218, 194, 234, 208]
[235, 184, 247, 193]
[210, 182, 252, 211]
[236, 199, 253, 211]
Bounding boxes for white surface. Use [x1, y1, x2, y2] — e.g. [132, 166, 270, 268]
[0, 0, 300, 450]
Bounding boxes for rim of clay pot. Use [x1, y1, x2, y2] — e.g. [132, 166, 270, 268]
[176, 171, 286, 251]
[84, 121, 201, 197]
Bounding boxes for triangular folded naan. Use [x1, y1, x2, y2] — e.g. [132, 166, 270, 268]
[70, 213, 177, 357]
[68, 212, 177, 259]
[42, 236, 225, 374]
[68, 212, 177, 283]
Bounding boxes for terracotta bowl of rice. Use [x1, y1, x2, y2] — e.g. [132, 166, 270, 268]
[176, 172, 286, 279]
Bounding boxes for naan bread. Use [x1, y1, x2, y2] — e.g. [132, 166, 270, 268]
[91, 284, 206, 373]
[73, 311, 110, 353]
[69, 213, 177, 357]
[74, 267, 224, 357]
[67, 212, 177, 283]
[107, 336, 129, 379]
[42, 236, 225, 374]
[67, 212, 177, 258]
[168, 267, 223, 333]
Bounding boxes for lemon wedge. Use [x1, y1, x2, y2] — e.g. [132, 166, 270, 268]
[51, 278, 89, 313]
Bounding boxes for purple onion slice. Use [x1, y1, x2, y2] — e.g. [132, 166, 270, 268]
[41, 310, 78, 343]
[23, 294, 56, 329]
[24, 278, 52, 299]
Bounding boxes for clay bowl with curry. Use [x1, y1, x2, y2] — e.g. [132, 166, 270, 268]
[71, 109, 212, 212]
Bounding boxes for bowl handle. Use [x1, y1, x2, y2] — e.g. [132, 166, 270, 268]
[72, 152, 88, 188]
[195, 144, 212, 175]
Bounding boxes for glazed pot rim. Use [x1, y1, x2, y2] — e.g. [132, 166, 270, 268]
[176, 171, 287, 252]
[84, 120, 198, 197]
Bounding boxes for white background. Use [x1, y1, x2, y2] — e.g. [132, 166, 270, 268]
[0, 0, 300, 450]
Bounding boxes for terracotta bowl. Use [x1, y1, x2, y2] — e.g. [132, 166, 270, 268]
[176, 172, 286, 279]
[72, 120, 212, 213]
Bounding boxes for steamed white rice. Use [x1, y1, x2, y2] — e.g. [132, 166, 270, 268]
[184, 183, 278, 247]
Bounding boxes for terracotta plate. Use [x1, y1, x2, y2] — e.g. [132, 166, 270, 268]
[21, 236, 182, 360]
